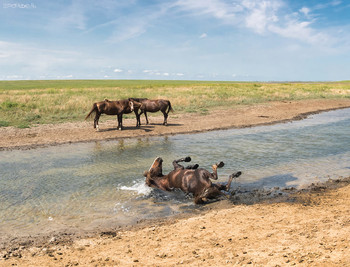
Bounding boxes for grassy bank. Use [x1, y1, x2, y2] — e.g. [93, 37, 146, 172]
[0, 80, 349, 128]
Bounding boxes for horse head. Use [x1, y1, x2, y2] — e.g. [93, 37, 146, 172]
[143, 157, 163, 178]
[128, 100, 134, 112]
[129, 99, 144, 110]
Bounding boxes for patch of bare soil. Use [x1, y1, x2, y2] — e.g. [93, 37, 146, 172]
[1, 99, 350, 150]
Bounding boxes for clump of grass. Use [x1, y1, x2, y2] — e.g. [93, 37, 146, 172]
[17, 123, 30, 129]
[0, 121, 10, 127]
[0, 80, 349, 127]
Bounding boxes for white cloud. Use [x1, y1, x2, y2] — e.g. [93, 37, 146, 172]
[200, 33, 208, 38]
[174, 0, 341, 48]
[114, 68, 123, 73]
[173, 0, 238, 21]
[299, 7, 310, 16]
[241, 0, 281, 34]
[268, 20, 331, 46]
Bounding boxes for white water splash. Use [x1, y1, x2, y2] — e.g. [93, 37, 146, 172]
[119, 180, 152, 195]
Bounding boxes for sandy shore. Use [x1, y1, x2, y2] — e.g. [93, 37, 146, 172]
[1, 99, 350, 266]
[1, 178, 350, 266]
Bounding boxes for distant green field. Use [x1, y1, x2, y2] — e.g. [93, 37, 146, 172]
[0, 80, 349, 128]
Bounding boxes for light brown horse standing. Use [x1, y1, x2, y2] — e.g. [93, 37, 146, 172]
[85, 99, 140, 131]
[129, 98, 173, 127]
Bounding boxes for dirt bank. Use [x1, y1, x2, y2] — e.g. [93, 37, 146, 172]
[1, 178, 350, 266]
[1, 99, 350, 150]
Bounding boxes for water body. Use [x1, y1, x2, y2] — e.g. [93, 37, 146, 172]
[0, 108, 349, 238]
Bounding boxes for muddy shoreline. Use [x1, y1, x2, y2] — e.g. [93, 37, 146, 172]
[1, 177, 350, 266]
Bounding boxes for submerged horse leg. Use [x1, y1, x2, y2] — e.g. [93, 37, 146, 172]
[194, 187, 223, 204]
[195, 172, 242, 204]
[214, 171, 242, 191]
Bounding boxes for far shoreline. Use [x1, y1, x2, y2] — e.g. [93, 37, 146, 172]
[1, 99, 350, 151]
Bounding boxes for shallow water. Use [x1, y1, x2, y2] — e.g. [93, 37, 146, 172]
[0, 108, 349, 238]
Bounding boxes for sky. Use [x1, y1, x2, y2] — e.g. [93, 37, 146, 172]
[1, 0, 350, 81]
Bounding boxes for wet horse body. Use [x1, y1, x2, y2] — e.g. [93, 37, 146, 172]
[129, 98, 173, 127]
[85, 99, 139, 130]
[144, 157, 241, 204]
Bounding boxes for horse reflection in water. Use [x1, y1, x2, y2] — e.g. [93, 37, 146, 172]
[144, 157, 242, 204]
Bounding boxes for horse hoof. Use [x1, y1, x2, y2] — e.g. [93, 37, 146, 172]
[230, 171, 242, 178]
[184, 156, 191, 162]
[217, 162, 225, 168]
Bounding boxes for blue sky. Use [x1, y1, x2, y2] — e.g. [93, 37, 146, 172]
[1, 0, 350, 81]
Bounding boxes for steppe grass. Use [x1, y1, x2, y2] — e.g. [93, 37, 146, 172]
[0, 80, 349, 127]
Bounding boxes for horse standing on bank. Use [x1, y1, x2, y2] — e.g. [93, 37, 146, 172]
[128, 98, 174, 127]
[144, 156, 242, 204]
[85, 99, 141, 131]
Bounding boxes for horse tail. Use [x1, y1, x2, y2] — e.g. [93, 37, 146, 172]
[85, 103, 97, 120]
[167, 100, 174, 113]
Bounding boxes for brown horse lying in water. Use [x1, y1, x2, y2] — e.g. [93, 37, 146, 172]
[144, 157, 242, 204]
[128, 98, 173, 127]
[85, 99, 141, 131]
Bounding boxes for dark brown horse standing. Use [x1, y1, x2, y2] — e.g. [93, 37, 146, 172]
[144, 156, 242, 204]
[85, 99, 140, 131]
[129, 98, 173, 127]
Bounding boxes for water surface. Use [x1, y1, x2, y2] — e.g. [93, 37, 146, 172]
[0, 108, 349, 238]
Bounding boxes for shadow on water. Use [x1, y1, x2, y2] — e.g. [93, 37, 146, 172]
[235, 173, 299, 189]
[95, 123, 182, 132]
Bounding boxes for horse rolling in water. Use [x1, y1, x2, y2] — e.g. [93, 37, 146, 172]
[144, 156, 242, 204]
[128, 98, 173, 127]
[85, 99, 141, 131]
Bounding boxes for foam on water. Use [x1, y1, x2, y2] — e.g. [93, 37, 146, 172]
[119, 180, 152, 196]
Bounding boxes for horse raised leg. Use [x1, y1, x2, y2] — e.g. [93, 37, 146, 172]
[172, 157, 192, 169]
[208, 161, 225, 180]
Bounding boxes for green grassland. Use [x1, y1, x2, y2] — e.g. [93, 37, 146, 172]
[0, 80, 349, 128]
